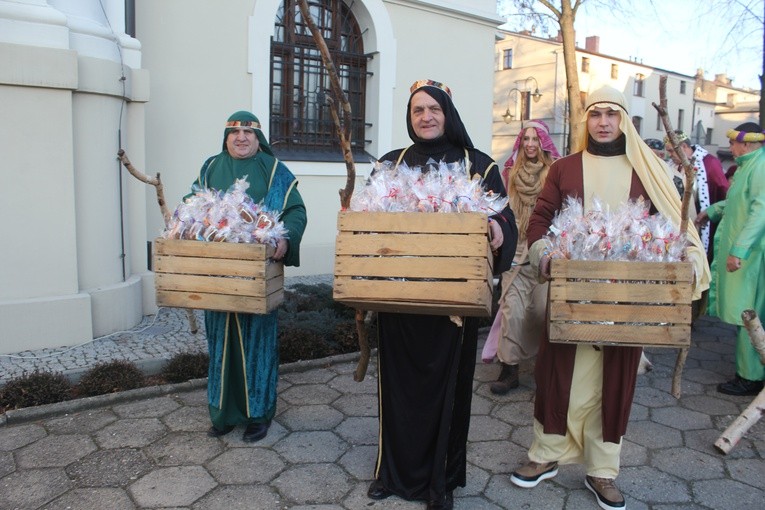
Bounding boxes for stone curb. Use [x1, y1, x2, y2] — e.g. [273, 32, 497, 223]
[0, 349, 370, 426]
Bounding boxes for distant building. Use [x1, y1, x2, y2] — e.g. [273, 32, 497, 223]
[493, 30, 761, 169]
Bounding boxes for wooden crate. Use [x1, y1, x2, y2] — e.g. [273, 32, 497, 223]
[333, 211, 494, 316]
[548, 259, 693, 348]
[153, 238, 284, 314]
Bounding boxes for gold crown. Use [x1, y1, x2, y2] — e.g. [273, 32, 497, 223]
[410, 79, 452, 97]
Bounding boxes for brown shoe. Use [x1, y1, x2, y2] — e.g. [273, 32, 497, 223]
[585, 476, 625, 510]
[490, 363, 519, 394]
[510, 460, 558, 488]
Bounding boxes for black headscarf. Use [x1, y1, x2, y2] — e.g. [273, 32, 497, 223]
[406, 85, 473, 150]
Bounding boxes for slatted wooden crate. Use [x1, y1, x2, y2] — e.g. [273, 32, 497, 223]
[333, 211, 494, 316]
[153, 238, 284, 314]
[548, 259, 693, 347]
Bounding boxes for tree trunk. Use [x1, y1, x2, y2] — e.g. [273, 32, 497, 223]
[742, 309, 765, 365]
[558, 1, 584, 151]
[296, 0, 370, 380]
[714, 386, 765, 454]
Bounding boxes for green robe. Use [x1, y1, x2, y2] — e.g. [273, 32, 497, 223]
[191, 149, 307, 425]
[707, 146, 765, 381]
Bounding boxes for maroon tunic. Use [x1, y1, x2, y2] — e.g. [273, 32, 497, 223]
[527, 151, 647, 443]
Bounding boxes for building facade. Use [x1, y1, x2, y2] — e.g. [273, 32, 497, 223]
[0, 0, 503, 353]
[492, 30, 761, 169]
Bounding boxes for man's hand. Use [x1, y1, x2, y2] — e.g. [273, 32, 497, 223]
[273, 238, 289, 261]
[695, 210, 710, 229]
[488, 218, 503, 251]
[726, 255, 741, 272]
[539, 254, 552, 281]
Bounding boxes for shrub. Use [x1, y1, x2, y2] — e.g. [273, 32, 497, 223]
[0, 371, 72, 411]
[161, 352, 209, 383]
[77, 360, 146, 397]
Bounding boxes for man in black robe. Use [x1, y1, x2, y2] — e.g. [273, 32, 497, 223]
[366, 79, 517, 510]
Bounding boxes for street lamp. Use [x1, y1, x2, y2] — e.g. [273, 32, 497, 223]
[502, 87, 521, 124]
[525, 76, 543, 102]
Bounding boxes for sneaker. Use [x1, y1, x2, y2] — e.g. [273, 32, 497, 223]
[585, 475, 625, 510]
[510, 461, 558, 488]
[717, 375, 764, 396]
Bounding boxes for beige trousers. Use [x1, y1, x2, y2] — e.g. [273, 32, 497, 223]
[528, 344, 622, 479]
[496, 264, 548, 365]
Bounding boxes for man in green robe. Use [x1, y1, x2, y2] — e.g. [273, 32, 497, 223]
[697, 122, 765, 396]
[190, 111, 307, 441]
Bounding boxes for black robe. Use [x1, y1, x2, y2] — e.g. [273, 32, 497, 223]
[373, 139, 516, 502]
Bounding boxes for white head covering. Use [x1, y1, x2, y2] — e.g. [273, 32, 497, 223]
[577, 86, 710, 299]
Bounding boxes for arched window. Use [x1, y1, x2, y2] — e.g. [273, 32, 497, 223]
[271, 0, 368, 160]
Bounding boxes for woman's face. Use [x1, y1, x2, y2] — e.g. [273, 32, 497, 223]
[522, 127, 541, 161]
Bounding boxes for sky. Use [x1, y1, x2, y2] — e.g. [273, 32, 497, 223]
[503, 0, 763, 90]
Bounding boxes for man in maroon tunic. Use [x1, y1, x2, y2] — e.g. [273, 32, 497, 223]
[508, 86, 709, 510]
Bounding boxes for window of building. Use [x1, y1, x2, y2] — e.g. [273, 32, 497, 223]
[678, 109, 685, 130]
[271, 0, 368, 159]
[680, 80, 687, 94]
[632, 116, 643, 136]
[633, 74, 644, 96]
[503, 49, 513, 69]
[611, 64, 618, 80]
[705, 128, 713, 145]
[656, 114, 662, 130]
[581, 57, 590, 73]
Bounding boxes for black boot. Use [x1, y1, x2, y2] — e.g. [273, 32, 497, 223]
[490, 363, 519, 394]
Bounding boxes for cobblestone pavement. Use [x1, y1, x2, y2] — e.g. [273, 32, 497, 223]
[1, 291, 764, 508]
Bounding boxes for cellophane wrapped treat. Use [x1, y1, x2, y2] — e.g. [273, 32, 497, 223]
[543, 196, 688, 262]
[163, 177, 287, 245]
[349, 159, 508, 214]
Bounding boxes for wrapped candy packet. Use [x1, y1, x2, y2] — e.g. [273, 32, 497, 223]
[163, 177, 287, 246]
[349, 159, 508, 214]
[543, 196, 688, 262]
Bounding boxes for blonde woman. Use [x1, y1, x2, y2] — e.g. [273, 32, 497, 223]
[482, 120, 560, 393]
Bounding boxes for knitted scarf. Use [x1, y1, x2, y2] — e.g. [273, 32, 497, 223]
[509, 159, 547, 238]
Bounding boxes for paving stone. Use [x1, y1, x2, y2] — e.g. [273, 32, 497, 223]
[280, 384, 341, 406]
[653, 447, 724, 480]
[94, 417, 168, 448]
[176, 388, 208, 407]
[0, 450, 14, 478]
[491, 400, 534, 426]
[65, 448, 153, 486]
[632, 386, 678, 408]
[626, 421, 683, 449]
[620, 466, 691, 504]
[336, 444, 376, 479]
[652, 406, 713, 430]
[44, 409, 118, 434]
[129, 465, 217, 507]
[483, 473, 566, 509]
[620, 438, 649, 467]
[279, 404, 344, 431]
[0, 468, 71, 509]
[112, 395, 181, 418]
[681, 394, 742, 415]
[467, 440, 521, 474]
[0, 423, 47, 450]
[331, 393, 378, 416]
[45, 487, 135, 509]
[163, 404, 211, 432]
[207, 447, 285, 484]
[15, 434, 96, 468]
[692, 478, 765, 509]
[468, 415, 512, 442]
[327, 372, 377, 394]
[274, 430, 347, 463]
[726, 458, 765, 489]
[282, 368, 335, 385]
[469, 392, 494, 415]
[272, 463, 352, 505]
[145, 432, 223, 466]
[461, 462, 490, 497]
[192, 484, 283, 510]
[334, 416, 378, 445]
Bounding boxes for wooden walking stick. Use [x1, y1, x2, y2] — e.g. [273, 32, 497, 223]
[652, 75, 697, 398]
[714, 309, 765, 454]
[296, 0, 371, 381]
[117, 149, 199, 334]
